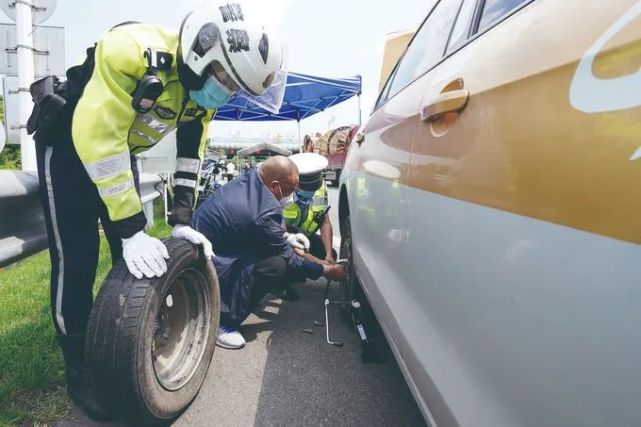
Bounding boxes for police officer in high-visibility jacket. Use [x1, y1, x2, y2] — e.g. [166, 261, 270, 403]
[30, 2, 285, 418]
[283, 153, 337, 265]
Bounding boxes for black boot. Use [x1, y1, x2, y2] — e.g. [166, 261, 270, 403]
[57, 334, 112, 421]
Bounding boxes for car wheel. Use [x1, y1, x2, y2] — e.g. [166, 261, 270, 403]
[339, 214, 359, 321]
[85, 238, 220, 425]
[339, 213, 390, 362]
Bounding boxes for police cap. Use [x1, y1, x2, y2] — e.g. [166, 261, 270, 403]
[289, 153, 329, 192]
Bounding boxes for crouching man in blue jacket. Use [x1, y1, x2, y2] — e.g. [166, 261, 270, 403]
[192, 156, 346, 349]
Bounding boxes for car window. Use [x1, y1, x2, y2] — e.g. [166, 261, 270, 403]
[447, 0, 478, 54]
[478, 0, 528, 31]
[386, 0, 462, 100]
[374, 67, 396, 111]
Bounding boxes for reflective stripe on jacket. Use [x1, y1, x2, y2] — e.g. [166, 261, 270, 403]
[283, 183, 328, 236]
[71, 23, 214, 223]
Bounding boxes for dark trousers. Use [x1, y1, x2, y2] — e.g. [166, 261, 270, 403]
[35, 125, 139, 337]
[308, 233, 336, 260]
[218, 255, 287, 328]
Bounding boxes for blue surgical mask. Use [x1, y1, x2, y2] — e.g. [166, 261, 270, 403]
[295, 189, 315, 201]
[189, 78, 232, 109]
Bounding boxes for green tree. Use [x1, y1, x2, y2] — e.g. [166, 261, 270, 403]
[0, 95, 21, 170]
[0, 145, 21, 169]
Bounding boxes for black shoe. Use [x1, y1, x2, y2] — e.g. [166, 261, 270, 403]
[278, 285, 299, 301]
[57, 334, 112, 421]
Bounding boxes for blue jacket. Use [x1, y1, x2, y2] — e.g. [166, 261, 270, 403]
[192, 168, 322, 281]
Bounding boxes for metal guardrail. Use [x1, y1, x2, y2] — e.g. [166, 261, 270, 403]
[0, 170, 163, 269]
[0, 170, 47, 268]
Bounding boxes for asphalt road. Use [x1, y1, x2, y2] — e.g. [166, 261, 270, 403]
[60, 187, 425, 427]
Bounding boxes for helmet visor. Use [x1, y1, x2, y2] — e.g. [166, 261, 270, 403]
[233, 68, 288, 114]
[208, 61, 240, 94]
[231, 45, 288, 114]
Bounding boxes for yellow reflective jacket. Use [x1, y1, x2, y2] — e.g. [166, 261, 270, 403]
[283, 183, 329, 236]
[71, 23, 214, 231]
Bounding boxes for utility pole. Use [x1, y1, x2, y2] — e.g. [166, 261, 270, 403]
[15, 0, 36, 172]
[0, 0, 58, 172]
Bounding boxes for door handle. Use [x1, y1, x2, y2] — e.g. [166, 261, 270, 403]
[421, 89, 469, 122]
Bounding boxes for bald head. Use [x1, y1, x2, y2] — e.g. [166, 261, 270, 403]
[260, 156, 297, 183]
[259, 155, 299, 200]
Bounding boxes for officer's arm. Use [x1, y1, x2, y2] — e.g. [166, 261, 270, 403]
[320, 214, 334, 262]
[170, 110, 215, 226]
[319, 183, 333, 261]
[71, 30, 146, 238]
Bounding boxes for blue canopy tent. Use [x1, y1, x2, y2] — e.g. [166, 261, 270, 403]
[213, 72, 362, 143]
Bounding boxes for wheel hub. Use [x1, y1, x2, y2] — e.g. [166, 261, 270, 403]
[152, 268, 211, 391]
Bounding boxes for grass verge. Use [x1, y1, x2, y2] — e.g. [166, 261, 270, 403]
[0, 211, 171, 426]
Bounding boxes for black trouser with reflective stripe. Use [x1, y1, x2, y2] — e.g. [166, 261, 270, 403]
[36, 132, 140, 336]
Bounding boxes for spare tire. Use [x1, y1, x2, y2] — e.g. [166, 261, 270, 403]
[85, 238, 220, 425]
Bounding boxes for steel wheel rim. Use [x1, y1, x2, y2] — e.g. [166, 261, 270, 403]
[152, 268, 211, 391]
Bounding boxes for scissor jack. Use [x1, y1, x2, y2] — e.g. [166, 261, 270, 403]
[322, 261, 383, 363]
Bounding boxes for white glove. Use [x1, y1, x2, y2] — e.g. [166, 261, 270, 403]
[172, 225, 214, 259]
[121, 231, 169, 279]
[285, 232, 310, 252]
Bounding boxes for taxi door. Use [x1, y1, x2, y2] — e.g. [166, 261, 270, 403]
[405, 0, 641, 426]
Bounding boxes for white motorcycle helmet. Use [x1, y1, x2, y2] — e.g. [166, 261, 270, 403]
[178, 1, 287, 113]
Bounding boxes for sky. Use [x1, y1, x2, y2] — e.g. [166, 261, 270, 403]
[0, 0, 432, 141]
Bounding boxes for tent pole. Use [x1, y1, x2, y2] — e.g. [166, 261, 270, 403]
[358, 94, 362, 128]
[297, 119, 302, 153]
[163, 173, 169, 224]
